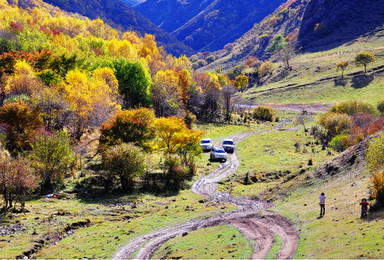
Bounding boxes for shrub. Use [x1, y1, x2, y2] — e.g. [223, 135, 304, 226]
[103, 143, 146, 192]
[329, 135, 348, 152]
[377, 100, 384, 115]
[259, 61, 274, 77]
[330, 100, 377, 116]
[253, 106, 277, 122]
[205, 55, 215, 64]
[366, 133, 384, 173]
[28, 131, 75, 192]
[370, 171, 384, 206]
[319, 112, 352, 137]
[164, 155, 187, 190]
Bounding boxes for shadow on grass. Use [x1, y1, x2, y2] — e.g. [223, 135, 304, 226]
[351, 74, 374, 89]
[334, 78, 348, 87]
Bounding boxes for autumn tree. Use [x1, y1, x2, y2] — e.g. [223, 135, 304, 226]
[152, 69, 181, 117]
[103, 143, 146, 192]
[154, 117, 203, 188]
[28, 131, 75, 192]
[0, 100, 43, 154]
[234, 75, 249, 91]
[193, 73, 222, 121]
[336, 61, 349, 78]
[355, 52, 376, 73]
[61, 67, 120, 140]
[259, 61, 274, 77]
[99, 108, 156, 150]
[0, 156, 38, 208]
[31, 88, 71, 131]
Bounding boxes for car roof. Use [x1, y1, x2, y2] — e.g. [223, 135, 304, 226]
[223, 138, 234, 141]
[201, 138, 212, 141]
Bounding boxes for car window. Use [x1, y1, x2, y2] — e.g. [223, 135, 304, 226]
[201, 140, 211, 144]
[223, 140, 234, 145]
[216, 149, 225, 153]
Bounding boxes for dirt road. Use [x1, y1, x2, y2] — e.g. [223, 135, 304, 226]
[114, 133, 298, 259]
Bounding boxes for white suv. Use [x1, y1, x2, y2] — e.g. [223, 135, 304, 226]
[222, 139, 235, 153]
[200, 138, 213, 152]
[210, 147, 227, 162]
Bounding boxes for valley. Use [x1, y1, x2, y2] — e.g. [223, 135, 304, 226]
[0, 0, 384, 258]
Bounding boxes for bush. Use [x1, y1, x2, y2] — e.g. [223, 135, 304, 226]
[252, 106, 277, 122]
[319, 112, 352, 137]
[330, 100, 377, 116]
[377, 100, 384, 115]
[205, 55, 215, 64]
[371, 171, 384, 207]
[164, 155, 187, 190]
[329, 135, 348, 152]
[103, 143, 146, 192]
[259, 61, 274, 77]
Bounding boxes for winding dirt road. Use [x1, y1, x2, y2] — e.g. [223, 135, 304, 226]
[114, 132, 298, 259]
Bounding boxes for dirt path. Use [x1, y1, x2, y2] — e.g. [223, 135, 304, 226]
[114, 132, 298, 259]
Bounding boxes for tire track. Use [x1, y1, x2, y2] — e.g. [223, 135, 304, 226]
[114, 132, 298, 259]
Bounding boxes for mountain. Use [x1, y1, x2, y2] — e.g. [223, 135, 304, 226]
[135, 0, 286, 52]
[135, 0, 215, 33]
[201, 0, 309, 71]
[297, 0, 384, 51]
[43, 0, 194, 56]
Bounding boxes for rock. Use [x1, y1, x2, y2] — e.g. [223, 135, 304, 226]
[182, 232, 188, 237]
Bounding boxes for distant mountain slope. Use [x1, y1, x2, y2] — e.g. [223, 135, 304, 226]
[202, 0, 309, 71]
[121, 0, 145, 6]
[43, 0, 194, 56]
[298, 0, 384, 51]
[136, 0, 286, 52]
[135, 0, 215, 33]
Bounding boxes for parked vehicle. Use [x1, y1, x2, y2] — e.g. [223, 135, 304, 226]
[200, 138, 213, 152]
[222, 139, 235, 153]
[210, 147, 227, 162]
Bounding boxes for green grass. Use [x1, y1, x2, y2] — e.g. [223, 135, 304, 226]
[220, 129, 333, 198]
[152, 224, 254, 259]
[0, 191, 237, 258]
[265, 235, 283, 259]
[271, 167, 384, 259]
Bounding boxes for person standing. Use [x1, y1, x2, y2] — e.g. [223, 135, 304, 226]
[360, 198, 369, 218]
[319, 192, 326, 216]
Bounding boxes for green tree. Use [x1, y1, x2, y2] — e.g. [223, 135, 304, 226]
[103, 143, 146, 192]
[112, 59, 152, 108]
[355, 52, 376, 73]
[28, 131, 75, 191]
[268, 34, 287, 54]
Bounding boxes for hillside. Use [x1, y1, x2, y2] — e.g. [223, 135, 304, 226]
[43, 0, 194, 56]
[136, 0, 286, 52]
[298, 0, 384, 52]
[135, 0, 215, 33]
[202, 0, 309, 71]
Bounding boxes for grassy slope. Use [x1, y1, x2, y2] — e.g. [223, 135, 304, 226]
[219, 125, 384, 258]
[243, 29, 384, 106]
